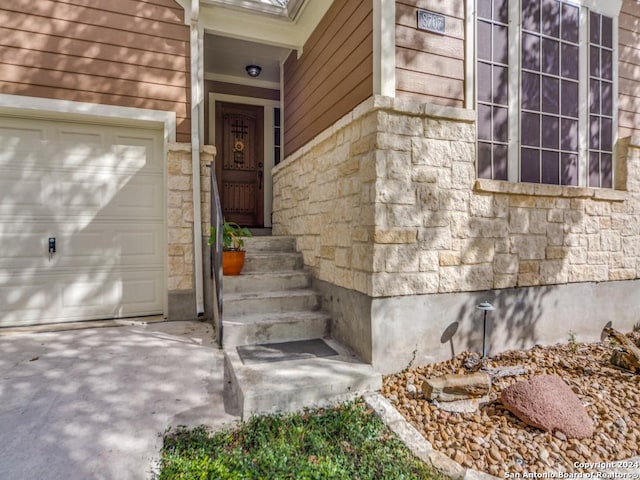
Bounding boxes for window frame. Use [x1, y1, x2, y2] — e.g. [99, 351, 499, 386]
[467, 0, 623, 188]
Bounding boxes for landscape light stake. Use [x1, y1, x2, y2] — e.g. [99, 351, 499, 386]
[476, 302, 495, 358]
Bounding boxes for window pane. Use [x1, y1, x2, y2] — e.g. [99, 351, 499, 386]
[561, 44, 579, 79]
[494, 25, 509, 64]
[561, 80, 578, 118]
[542, 150, 559, 184]
[542, 76, 559, 114]
[590, 46, 600, 77]
[589, 151, 600, 187]
[494, 145, 508, 180]
[478, 0, 492, 20]
[601, 118, 612, 151]
[590, 116, 600, 150]
[493, 65, 508, 105]
[590, 79, 600, 114]
[601, 49, 613, 80]
[601, 153, 612, 188]
[561, 119, 578, 152]
[478, 62, 492, 103]
[522, 72, 540, 110]
[602, 16, 613, 48]
[478, 104, 492, 140]
[521, 148, 540, 183]
[494, 0, 509, 24]
[478, 142, 493, 178]
[602, 82, 613, 116]
[590, 12, 600, 45]
[561, 153, 578, 186]
[478, 21, 492, 61]
[494, 106, 508, 142]
[542, 115, 559, 150]
[522, 33, 541, 71]
[542, 38, 559, 75]
[541, 0, 560, 37]
[523, 0, 541, 32]
[561, 4, 579, 43]
[522, 112, 540, 146]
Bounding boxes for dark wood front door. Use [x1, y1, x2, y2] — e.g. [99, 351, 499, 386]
[215, 102, 264, 226]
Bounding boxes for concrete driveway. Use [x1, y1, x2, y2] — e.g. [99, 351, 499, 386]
[0, 321, 239, 480]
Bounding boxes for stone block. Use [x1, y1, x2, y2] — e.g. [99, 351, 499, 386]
[509, 207, 530, 234]
[411, 138, 452, 167]
[387, 205, 423, 227]
[609, 269, 636, 280]
[546, 246, 570, 260]
[386, 150, 412, 182]
[494, 273, 517, 289]
[511, 235, 547, 260]
[601, 230, 621, 251]
[540, 260, 568, 284]
[417, 185, 439, 210]
[411, 166, 438, 183]
[439, 264, 493, 292]
[529, 210, 548, 234]
[418, 227, 452, 250]
[469, 194, 494, 217]
[567, 248, 587, 264]
[373, 228, 417, 244]
[547, 208, 564, 223]
[439, 251, 461, 266]
[494, 253, 518, 274]
[460, 238, 495, 264]
[419, 251, 439, 271]
[546, 223, 564, 246]
[384, 112, 423, 136]
[384, 244, 420, 272]
[423, 372, 491, 402]
[518, 260, 539, 274]
[371, 272, 439, 296]
[517, 272, 541, 286]
[376, 180, 416, 205]
[376, 133, 412, 151]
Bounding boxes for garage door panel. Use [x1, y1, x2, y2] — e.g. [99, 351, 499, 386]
[0, 116, 165, 327]
[0, 269, 163, 327]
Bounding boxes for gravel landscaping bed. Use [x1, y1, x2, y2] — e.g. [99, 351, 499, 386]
[382, 332, 640, 478]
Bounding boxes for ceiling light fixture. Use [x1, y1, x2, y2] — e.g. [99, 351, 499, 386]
[245, 65, 262, 77]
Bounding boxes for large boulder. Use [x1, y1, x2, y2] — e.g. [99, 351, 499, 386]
[500, 375, 594, 439]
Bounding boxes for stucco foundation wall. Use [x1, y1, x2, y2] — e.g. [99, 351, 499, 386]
[372, 280, 640, 374]
[167, 144, 215, 320]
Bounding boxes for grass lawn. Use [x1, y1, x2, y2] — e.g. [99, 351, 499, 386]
[158, 400, 447, 479]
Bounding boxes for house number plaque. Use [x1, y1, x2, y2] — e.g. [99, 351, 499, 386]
[417, 9, 445, 34]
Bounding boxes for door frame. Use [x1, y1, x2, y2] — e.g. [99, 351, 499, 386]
[209, 93, 280, 228]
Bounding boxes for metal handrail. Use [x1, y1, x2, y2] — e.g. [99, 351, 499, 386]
[210, 165, 224, 346]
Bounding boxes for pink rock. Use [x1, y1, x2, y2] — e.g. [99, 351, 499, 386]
[500, 375, 594, 439]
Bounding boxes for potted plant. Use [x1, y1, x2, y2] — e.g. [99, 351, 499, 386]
[208, 221, 252, 275]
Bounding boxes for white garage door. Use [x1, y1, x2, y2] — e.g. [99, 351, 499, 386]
[0, 116, 165, 327]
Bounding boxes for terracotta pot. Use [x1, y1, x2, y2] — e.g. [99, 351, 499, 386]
[222, 250, 246, 276]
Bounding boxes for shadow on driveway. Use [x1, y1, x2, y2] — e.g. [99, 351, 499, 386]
[0, 321, 239, 480]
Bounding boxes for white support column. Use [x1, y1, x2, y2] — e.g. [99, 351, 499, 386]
[578, 5, 589, 187]
[464, 0, 475, 110]
[507, 0, 521, 183]
[373, 0, 396, 97]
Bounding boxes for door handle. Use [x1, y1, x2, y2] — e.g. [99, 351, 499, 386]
[258, 170, 263, 190]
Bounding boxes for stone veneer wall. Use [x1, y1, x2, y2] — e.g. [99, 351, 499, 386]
[167, 144, 215, 319]
[273, 96, 640, 299]
[273, 96, 640, 372]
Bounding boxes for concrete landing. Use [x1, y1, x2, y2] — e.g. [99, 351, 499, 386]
[224, 338, 382, 418]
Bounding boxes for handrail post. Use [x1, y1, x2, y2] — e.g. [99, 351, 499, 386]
[209, 164, 224, 346]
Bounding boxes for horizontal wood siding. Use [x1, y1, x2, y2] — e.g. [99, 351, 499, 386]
[396, 0, 465, 107]
[0, 0, 190, 141]
[619, 0, 640, 139]
[283, 0, 373, 157]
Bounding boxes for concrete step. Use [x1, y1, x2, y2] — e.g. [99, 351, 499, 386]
[223, 289, 320, 316]
[224, 338, 382, 417]
[222, 311, 331, 348]
[244, 236, 296, 253]
[243, 252, 302, 273]
[223, 270, 311, 294]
